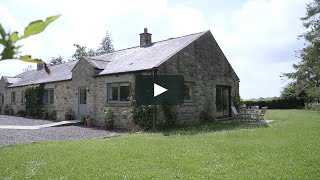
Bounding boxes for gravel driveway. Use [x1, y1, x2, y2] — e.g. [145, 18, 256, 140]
[0, 115, 122, 146]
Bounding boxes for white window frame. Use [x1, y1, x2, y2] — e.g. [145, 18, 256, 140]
[44, 89, 54, 105]
[0, 93, 4, 105]
[11, 91, 16, 103]
[21, 90, 26, 104]
[184, 81, 195, 102]
[107, 82, 130, 103]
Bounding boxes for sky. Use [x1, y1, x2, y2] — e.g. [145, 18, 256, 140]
[0, 0, 310, 99]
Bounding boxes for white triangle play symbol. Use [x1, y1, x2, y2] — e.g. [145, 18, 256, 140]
[154, 83, 168, 97]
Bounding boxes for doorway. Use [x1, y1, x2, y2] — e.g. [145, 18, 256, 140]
[216, 85, 231, 118]
[78, 87, 87, 119]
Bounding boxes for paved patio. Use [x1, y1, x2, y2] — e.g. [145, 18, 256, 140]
[0, 115, 122, 146]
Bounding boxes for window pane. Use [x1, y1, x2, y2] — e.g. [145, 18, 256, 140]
[21, 91, 24, 103]
[216, 86, 230, 117]
[222, 87, 230, 116]
[79, 89, 87, 104]
[108, 83, 119, 101]
[111, 86, 118, 101]
[49, 90, 54, 104]
[44, 90, 48, 104]
[0, 93, 3, 104]
[11, 92, 16, 102]
[216, 87, 223, 117]
[120, 85, 130, 101]
[184, 82, 194, 101]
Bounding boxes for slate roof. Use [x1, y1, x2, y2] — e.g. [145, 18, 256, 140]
[2, 76, 22, 84]
[91, 31, 207, 75]
[8, 61, 78, 87]
[5, 30, 208, 87]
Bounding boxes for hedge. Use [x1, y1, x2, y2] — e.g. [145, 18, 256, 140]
[25, 84, 44, 118]
[243, 98, 305, 109]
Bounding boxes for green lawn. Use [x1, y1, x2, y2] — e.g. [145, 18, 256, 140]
[1, 110, 320, 179]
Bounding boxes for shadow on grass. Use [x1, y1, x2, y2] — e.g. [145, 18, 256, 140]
[160, 121, 268, 136]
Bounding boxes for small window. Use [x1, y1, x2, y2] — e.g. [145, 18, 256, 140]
[44, 89, 54, 104]
[184, 82, 195, 101]
[0, 93, 4, 105]
[11, 92, 16, 103]
[79, 88, 87, 104]
[21, 90, 26, 104]
[107, 82, 130, 102]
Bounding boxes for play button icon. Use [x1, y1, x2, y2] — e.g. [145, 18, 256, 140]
[135, 75, 184, 105]
[154, 83, 168, 97]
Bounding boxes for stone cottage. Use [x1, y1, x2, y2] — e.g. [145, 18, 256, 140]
[0, 28, 239, 128]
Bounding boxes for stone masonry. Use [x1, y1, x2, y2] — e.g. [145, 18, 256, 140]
[0, 30, 239, 129]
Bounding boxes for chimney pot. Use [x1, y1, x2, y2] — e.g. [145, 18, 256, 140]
[140, 28, 152, 47]
[37, 63, 44, 71]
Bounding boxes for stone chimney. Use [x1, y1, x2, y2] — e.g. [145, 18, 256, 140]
[139, 28, 152, 47]
[37, 63, 44, 71]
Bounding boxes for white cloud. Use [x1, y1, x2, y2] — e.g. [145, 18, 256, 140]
[209, 0, 308, 99]
[168, 5, 209, 36]
[0, 0, 310, 99]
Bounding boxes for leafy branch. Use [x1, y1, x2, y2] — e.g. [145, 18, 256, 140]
[0, 14, 61, 74]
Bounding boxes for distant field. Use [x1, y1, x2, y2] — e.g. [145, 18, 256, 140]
[0, 110, 319, 179]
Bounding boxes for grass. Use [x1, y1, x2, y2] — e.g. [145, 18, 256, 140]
[0, 110, 320, 179]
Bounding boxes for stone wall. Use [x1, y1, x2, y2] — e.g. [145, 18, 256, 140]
[0, 84, 27, 114]
[157, 31, 239, 124]
[1, 31, 239, 128]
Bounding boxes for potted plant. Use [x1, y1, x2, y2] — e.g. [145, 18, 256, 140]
[17, 109, 26, 117]
[81, 115, 87, 125]
[9, 107, 14, 116]
[103, 108, 115, 129]
[85, 115, 93, 127]
[42, 107, 49, 119]
[3, 105, 9, 115]
[65, 107, 75, 120]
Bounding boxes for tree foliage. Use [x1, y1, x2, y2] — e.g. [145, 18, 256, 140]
[282, 0, 320, 102]
[49, 55, 64, 66]
[71, 44, 96, 61]
[96, 31, 114, 55]
[70, 30, 114, 60]
[0, 14, 61, 74]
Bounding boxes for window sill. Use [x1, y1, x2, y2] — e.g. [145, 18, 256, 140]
[182, 101, 197, 106]
[106, 102, 131, 107]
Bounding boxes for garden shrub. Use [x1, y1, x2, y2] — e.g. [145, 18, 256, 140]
[161, 105, 178, 127]
[16, 110, 27, 117]
[232, 91, 243, 110]
[48, 110, 57, 120]
[25, 84, 44, 118]
[243, 98, 304, 109]
[199, 100, 215, 122]
[305, 102, 320, 111]
[132, 105, 155, 130]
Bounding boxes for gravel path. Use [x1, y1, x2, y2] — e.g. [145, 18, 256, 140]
[0, 115, 57, 126]
[0, 115, 122, 146]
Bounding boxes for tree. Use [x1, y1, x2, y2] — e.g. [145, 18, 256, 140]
[282, 0, 320, 102]
[96, 31, 114, 55]
[0, 14, 61, 74]
[71, 44, 96, 61]
[49, 55, 64, 66]
[281, 82, 307, 100]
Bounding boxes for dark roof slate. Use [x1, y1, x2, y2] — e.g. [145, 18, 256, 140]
[91, 31, 207, 75]
[6, 31, 208, 87]
[9, 61, 78, 87]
